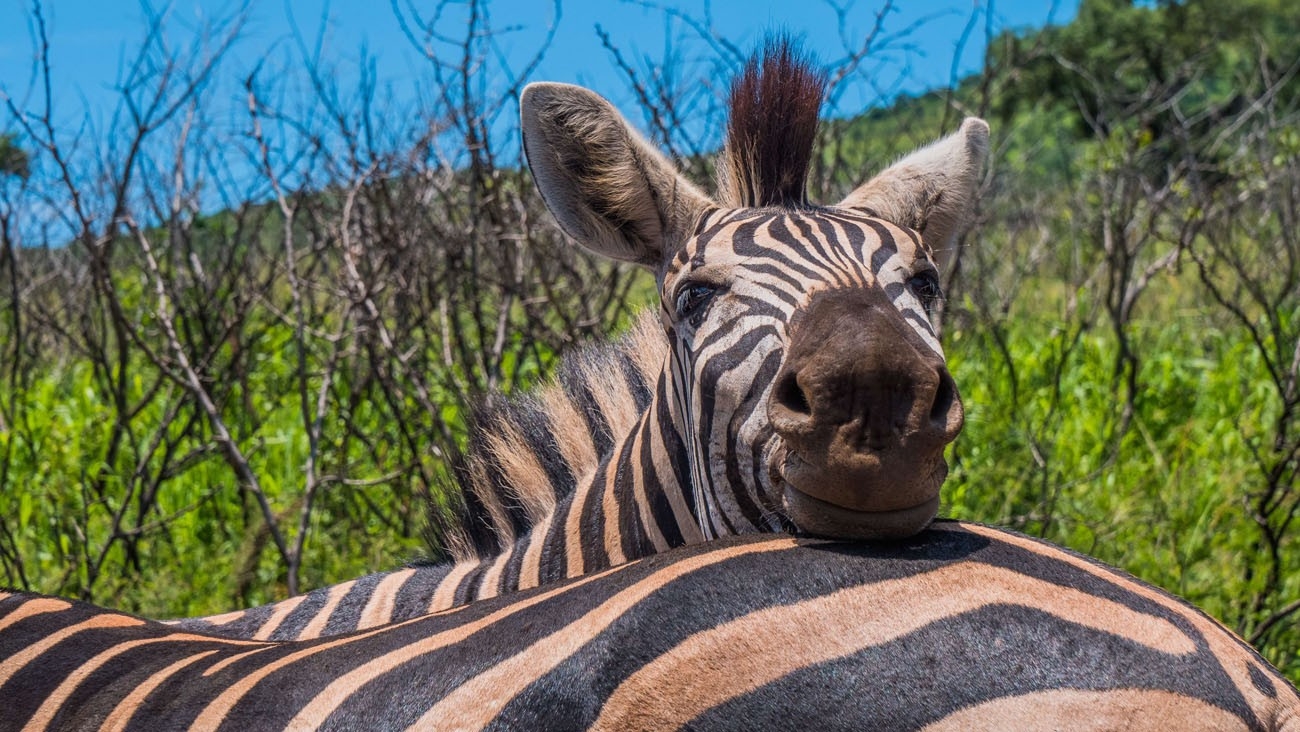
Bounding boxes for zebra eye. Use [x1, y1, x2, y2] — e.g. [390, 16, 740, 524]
[674, 283, 717, 327]
[907, 270, 944, 314]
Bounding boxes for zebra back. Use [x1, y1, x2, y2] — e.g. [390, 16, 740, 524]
[4, 523, 1298, 731]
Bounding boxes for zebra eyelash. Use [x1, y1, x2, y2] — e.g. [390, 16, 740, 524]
[673, 281, 722, 328]
[905, 269, 944, 314]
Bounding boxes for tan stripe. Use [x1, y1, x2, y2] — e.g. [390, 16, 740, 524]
[0, 591, 11, 601]
[26, 635, 231, 732]
[649, 423, 704, 544]
[189, 558, 645, 731]
[629, 424, 669, 553]
[1281, 705, 1300, 732]
[100, 650, 220, 732]
[591, 559, 1196, 730]
[0, 597, 72, 633]
[428, 560, 476, 613]
[0, 614, 144, 689]
[298, 580, 358, 640]
[251, 594, 306, 641]
[623, 313, 668, 390]
[962, 523, 1300, 716]
[920, 688, 1250, 731]
[357, 569, 417, 630]
[475, 544, 515, 602]
[601, 448, 628, 567]
[466, 459, 516, 546]
[180, 608, 247, 627]
[403, 538, 799, 731]
[583, 357, 641, 441]
[484, 422, 555, 524]
[517, 514, 554, 592]
[201, 645, 277, 677]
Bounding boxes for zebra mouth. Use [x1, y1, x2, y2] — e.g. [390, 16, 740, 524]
[782, 486, 939, 540]
[773, 448, 945, 540]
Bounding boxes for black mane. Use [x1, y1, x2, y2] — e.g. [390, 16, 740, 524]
[424, 322, 659, 562]
[721, 36, 827, 208]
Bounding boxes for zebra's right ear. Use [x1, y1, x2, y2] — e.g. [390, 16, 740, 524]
[521, 83, 713, 268]
[837, 117, 989, 271]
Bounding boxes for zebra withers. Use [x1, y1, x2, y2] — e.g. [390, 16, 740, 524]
[3, 523, 1298, 730]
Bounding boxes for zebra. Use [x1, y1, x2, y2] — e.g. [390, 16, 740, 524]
[171, 37, 984, 641]
[3, 523, 1298, 730]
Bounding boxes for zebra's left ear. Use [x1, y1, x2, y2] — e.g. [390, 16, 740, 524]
[521, 82, 713, 268]
[838, 117, 989, 270]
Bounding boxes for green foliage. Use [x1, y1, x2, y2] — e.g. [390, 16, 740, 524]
[989, 0, 1300, 131]
[0, 350, 426, 617]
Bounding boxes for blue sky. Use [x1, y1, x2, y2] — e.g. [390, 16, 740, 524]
[0, 0, 1078, 231]
[2, 1, 1078, 130]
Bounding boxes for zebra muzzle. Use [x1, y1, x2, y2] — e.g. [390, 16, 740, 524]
[767, 287, 964, 539]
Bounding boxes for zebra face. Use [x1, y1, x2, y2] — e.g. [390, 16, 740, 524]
[520, 60, 987, 541]
[660, 207, 967, 540]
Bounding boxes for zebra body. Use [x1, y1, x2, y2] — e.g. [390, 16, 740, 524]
[4, 522, 1298, 731]
[175, 39, 986, 640]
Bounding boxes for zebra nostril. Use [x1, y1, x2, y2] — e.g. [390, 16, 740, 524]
[774, 371, 812, 420]
[930, 369, 958, 428]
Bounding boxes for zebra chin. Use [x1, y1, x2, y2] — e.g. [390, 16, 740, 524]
[773, 448, 948, 540]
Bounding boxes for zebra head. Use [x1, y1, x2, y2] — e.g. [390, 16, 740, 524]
[521, 40, 987, 542]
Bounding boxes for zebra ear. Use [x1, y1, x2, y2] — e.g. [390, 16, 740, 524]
[521, 82, 713, 268]
[838, 117, 989, 270]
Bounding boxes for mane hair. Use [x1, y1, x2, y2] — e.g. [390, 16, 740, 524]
[718, 36, 827, 208]
[425, 313, 665, 562]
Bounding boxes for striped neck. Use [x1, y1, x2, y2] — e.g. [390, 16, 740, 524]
[462, 372, 704, 603]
